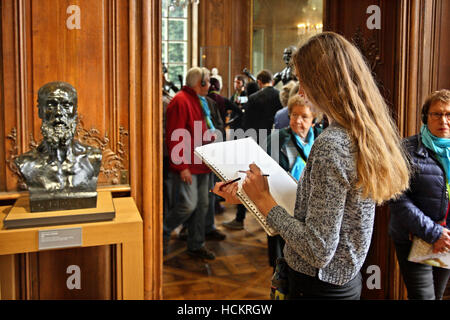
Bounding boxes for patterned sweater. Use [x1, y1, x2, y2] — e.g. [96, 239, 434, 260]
[267, 122, 375, 285]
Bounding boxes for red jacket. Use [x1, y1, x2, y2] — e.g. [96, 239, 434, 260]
[165, 86, 212, 174]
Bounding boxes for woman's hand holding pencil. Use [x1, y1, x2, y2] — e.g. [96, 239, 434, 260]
[241, 163, 278, 217]
[211, 177, 242, 205]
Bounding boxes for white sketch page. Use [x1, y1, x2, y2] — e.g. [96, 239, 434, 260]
[195, 137, 297, 236]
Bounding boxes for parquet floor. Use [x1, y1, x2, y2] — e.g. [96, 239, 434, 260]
[162, 203, 273, 300]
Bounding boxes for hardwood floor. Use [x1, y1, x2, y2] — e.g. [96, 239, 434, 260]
[162, 203, 450, 300]
[163, 203, 273, 300]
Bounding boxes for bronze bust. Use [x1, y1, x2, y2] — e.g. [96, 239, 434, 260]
[273, 46, 298, 86]
[15, 82, 102, 212]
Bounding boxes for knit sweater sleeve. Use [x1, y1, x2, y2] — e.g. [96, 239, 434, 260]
[266, 138, 351, 269]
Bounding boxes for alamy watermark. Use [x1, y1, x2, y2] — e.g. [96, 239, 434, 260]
[366, 5, 381, 30]
[66, 264, 81, 290]
[169, 121, 279, 167]
[366, 264, 381, 290]
[66, 5, 81, 30]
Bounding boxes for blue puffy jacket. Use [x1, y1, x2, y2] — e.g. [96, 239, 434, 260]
[388, 134, 449, 244]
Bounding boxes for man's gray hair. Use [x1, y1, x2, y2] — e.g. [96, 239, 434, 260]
[185, 67, 210, 88]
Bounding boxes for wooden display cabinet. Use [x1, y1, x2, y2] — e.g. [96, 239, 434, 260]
[0, 197, 143, 300]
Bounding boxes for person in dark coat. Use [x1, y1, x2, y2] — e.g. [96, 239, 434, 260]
[242, 70, 283, 143]
[389, 89, 450, 300]
[207, 77, 242, 129]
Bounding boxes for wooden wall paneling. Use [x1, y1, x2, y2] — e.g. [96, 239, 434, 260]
[324, 0, 402, 300]
[1, 1, 131, 193]
[129, 0, 163, 300]
[0, 0, 131, 190]
[2, 1, 21, 191]
[396, 0, 446, 136]
[0, 254, 20, 299]
[199, 0, 230, 96]
[0, 0, 5, 192]
[433, 0, 450, 90]
[36, 247, 113, 299]
[198, 0, 251, 97]
[129, 0, 142, 212]
[398, 0, 433, 138]
[30, 0, 106, 141]
[0, 0, 135, 299]
[429, 0, 450, 298]
[231, 0, 252, 84]
[115, 0, 131, 186]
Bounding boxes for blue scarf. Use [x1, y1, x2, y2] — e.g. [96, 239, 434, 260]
[290, 127, 314, 181]
[198, 95, 215, 130]
[421, 124, 450, 183]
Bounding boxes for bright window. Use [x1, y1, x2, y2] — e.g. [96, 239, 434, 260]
[162, 0, 189, 89]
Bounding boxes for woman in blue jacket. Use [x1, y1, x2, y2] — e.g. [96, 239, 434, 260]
[389, 89, 450, 299]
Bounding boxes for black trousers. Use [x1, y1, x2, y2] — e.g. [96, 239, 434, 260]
[287, 266, 362, 300]
[394, 241, 450, 300]
[267, 235, 285, 269]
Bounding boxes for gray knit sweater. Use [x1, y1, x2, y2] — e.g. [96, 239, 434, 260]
[267, 122, 375, 285]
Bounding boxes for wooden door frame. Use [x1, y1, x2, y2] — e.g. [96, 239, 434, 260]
[129, 0, 163, 300]
[393, 0, 442, 299]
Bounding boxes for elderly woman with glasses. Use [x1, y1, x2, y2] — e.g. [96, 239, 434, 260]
[267, 94, 322, 181]
[389, 89, 450, 300]
[265, 94, 323, 270]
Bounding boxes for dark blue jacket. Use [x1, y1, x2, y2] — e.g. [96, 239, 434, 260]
[388, 134, 449, 244]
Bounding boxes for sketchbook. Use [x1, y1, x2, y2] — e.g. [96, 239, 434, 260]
[194, 137, 298, 236]
[408, 236, 450, 269]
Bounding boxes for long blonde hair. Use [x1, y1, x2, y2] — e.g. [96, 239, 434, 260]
[293, 32, 410, 204]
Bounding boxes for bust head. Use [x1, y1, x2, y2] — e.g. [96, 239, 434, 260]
[37, 82, 78, 148]
[282, 46, 296, 66]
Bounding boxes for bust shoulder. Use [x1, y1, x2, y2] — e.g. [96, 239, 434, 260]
[14, 146, 45, 170]
[73, 140, 102, 159]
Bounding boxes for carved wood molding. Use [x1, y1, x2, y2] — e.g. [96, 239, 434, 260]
[5, 128, 26, 190]
[351, 27, 381, 72]
[5, 116, 129, 188]
[76, 116, 129, 185]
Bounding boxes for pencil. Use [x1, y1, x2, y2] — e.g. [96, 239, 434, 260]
[238, 170, 269, 177]
[219, 177, 241, 190]
[209, 177, 242, 193]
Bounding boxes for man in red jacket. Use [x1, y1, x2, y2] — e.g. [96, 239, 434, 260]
[164, 67, 218, 260]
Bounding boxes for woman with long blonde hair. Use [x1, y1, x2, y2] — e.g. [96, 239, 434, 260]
[213, 32, 410, 299]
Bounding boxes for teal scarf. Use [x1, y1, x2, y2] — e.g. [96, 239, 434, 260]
[421, 124, 450, 182]
[198, 95, 215, 130]
[290, 127, 314, 181]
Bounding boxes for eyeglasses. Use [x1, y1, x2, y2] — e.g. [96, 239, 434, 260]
[290, 113, 313, 121]
[428, 112, 450, 121]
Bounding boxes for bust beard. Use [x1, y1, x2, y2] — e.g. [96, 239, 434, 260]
[41, 118, 77, 148]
